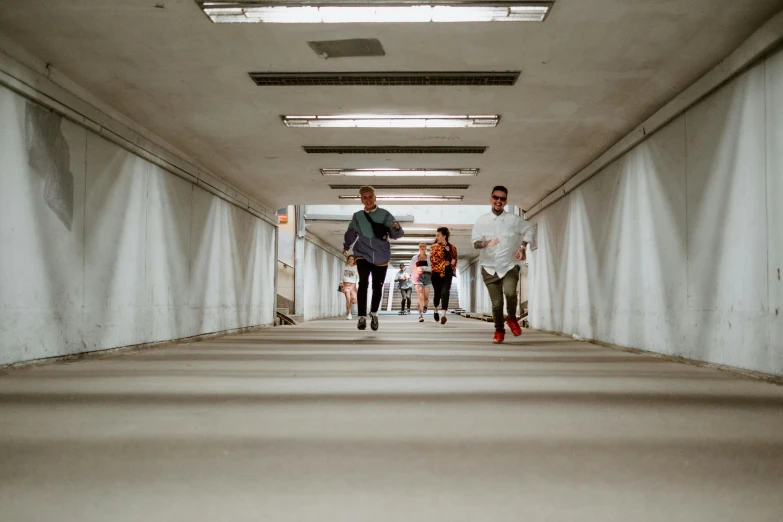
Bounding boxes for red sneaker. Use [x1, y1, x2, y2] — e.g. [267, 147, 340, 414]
[506, 316, 522, 336]
[492, 330, 505, 344]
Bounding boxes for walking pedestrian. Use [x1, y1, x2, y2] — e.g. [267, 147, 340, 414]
[410, 242, 432, 323]
[430, 227, 458, 325]
[342, 186, 404, 331]
[341, 255, 359, 320]
[394, 263, 413, 315]
[471, 186, 534, 344]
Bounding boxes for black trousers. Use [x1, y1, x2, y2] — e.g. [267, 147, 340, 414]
[431, 272, 453, 311]
[356, 259, 389, 316]
[399, 287, 412, 311]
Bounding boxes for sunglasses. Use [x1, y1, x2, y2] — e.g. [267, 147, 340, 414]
[491, 195, 507, 202]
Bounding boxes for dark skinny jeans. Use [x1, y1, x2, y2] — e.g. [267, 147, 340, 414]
[431, 272, 453, 311]
[356, 259, 389, 316]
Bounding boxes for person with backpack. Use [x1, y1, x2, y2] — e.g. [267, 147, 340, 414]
[430, 227, 458, 325]
[342, 186, 404, 331]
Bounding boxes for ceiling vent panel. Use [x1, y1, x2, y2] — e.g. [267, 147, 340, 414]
[250, 71, 519, 86]
[307, 39, 385, 59]
[303, 146, 487, 154]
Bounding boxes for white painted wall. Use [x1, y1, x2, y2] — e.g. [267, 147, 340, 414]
[0, 86, 276, 366]
[457, 260, 482, 314]
[529, 53, 783, 376]
[301, 238, 344, 321]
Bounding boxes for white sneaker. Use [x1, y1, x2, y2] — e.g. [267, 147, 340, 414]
[346, 313, 352, 320]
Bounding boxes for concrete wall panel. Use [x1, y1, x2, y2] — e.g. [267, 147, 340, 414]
[685, 63, 769, 369]
[0, 90, 86, 363]
[145, 164, 194, 341]
[83, 133, 152, 350]
[766, 51, 783, 371]
[0, 85, 276, 366]
[302, 239, 344, 321]
[530, 54, 781, 375]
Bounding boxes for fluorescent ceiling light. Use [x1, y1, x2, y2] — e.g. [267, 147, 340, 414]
[403, 227, 437, 233]
[393, 237, 437, 242]
[339, 195, 463, 202]
[201, 2, 552, 24]
[283, 115, 499, 128]
[321, 168, 478, 177]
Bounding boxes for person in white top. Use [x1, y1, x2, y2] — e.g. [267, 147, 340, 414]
[409, 243, 432, 323]
[341, 255, 359, 320]
[471, 185, 535, 344]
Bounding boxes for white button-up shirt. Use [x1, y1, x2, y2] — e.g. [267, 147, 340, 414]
[471, 210, 534, 277]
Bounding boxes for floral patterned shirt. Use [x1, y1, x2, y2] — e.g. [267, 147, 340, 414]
[430, 243, 458, 277]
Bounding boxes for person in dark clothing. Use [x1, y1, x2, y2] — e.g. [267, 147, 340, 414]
[430, 227, 458, 325]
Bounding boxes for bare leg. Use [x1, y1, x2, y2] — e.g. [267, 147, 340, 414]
[422, 286, 431, 310]
[415, 285, 425, 313]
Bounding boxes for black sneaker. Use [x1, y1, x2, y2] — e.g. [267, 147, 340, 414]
[433, 311, 440, 322]
[370, 314, 379, 331]
[357, 317, 367, 330]
[418, 315, 424, 323]
[423, 306, 428, 313]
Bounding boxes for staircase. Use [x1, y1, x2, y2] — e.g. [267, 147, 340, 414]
[383, 282, 460, 312]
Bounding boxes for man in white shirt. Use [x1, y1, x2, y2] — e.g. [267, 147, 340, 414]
[471, 186, 535, 344]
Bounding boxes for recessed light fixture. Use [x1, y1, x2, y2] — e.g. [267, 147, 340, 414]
[283, 114, 499, 128]
[321, 168, 478, 177]
[200, 2, 553, 24]
[339, 195, 463, 202]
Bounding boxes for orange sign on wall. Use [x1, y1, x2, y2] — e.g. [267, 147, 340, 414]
[277, 207, 288, 224]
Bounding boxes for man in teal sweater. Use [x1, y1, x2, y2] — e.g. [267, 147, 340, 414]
[343, 186, 405, 331]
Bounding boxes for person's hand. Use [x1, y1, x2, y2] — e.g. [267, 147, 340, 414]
[391, 221, 400, 230]
[342, 249, 348, 255]
[487, 237, 500, 248]
[515, 248, 526, 261]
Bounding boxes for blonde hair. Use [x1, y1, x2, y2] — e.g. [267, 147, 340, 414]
[418, 242, 427, 249]
[359, 185, 375, 196]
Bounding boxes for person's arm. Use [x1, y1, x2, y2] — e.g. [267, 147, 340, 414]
[451, 244, 458, 270]
[515, 218, 534, 260]
[343, 215, 359, 254]
[384, 211, 404, 240]
[473, 238, 499, 249]
[471, 221, 498, 249]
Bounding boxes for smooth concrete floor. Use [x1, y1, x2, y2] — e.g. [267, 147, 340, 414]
[1, 314, 782, 522]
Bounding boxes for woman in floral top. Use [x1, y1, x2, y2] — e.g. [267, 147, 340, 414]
[430, 227, 458, 325]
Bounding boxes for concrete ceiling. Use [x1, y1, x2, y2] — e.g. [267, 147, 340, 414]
[1, 0, 782, 211]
